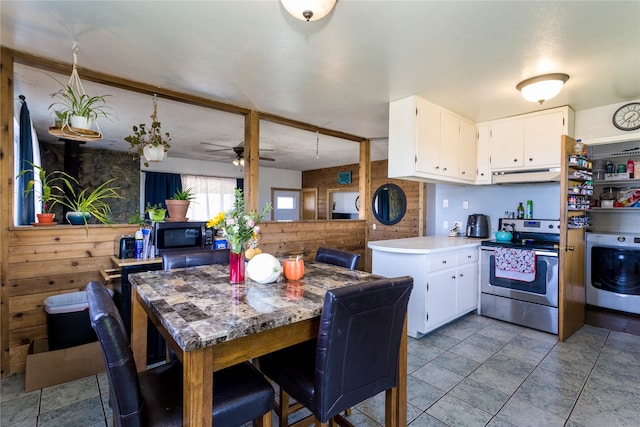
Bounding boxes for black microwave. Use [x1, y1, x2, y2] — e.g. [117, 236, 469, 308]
[154, 221, 214, 256]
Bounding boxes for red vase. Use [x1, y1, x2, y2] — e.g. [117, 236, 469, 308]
[229, 251, 245, 284]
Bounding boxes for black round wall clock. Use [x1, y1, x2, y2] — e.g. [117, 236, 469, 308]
[612, 102, 640, 131]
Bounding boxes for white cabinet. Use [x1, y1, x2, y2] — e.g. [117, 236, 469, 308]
[485, 106, 574, 172]
[370, 244, 480, 338]
[388, 95, 476, 184]
[488, 119, 525, 170]
[458, 119, 477, 181]
[476, 125, 491, 184]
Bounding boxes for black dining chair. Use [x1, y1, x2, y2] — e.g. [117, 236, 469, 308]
[258, 276, 413, 427]
[314, 247, 360, 270]
[162, 248, 230, 270]
[85, 281, 274, 427]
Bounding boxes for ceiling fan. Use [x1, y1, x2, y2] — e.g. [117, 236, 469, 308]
[201, 142, 276, 166]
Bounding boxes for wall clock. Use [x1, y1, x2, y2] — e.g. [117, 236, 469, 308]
[612, 102, 640, 131]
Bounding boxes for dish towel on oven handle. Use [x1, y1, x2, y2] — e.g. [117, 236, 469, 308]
[494, 247, 536, 282]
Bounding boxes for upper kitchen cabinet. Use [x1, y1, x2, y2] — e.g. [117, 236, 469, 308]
[388, 95, 476, 184]
[476, 125, 491, 184]
[484, 106, 575, 172]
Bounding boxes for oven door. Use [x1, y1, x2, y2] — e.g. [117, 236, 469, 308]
[480, 247, 559, 307]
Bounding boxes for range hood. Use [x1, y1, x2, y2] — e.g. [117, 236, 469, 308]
[492, 168, 561, 184]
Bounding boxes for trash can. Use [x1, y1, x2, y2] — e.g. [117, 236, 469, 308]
[44, 289, 113, 350]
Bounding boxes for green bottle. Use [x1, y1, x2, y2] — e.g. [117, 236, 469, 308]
[517, 203, 524, 219]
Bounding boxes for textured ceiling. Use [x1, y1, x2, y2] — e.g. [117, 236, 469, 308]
[3, 1, 639, 170]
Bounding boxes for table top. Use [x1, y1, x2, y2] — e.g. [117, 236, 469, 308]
[128, 262, 383, 352]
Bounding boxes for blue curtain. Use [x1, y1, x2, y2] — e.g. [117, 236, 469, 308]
[17, 95, 35, 225]
[144, 172, 182, 210]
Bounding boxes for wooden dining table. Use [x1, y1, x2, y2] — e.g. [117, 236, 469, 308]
[129, 260, 408, 427]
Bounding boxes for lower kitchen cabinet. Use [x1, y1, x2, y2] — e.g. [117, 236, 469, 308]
[369, 239, 480, 338]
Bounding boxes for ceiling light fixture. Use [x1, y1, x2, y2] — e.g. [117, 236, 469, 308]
[281, 0, 336, 21]
[232, 156, 245, 167]
[516, 73, 569, 105]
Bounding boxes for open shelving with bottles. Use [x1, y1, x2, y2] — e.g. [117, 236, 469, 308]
[589, 145, 640, 210]
[566, 154, 591, 228]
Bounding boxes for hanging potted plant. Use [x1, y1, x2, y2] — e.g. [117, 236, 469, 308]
[165, 188, 194, 221]
[48, 81, 111, 131]
[56, 178, 122, 232]
[16, 162, 69, 224]
[125, 94, 171, 167]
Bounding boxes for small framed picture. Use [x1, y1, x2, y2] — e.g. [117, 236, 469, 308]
[338, 171, 352, 184]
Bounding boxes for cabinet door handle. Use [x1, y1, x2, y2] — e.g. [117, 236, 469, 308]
[435, 166, 440, 169]
[461, 171, 465, 175]
[442, 260, 447, 264]
[513, 158, 518, 162]
[467, 255, 472, 259]
[459, 273, 464, 277]
[529, 157, 533, 162]
[451, 275, 456, 280]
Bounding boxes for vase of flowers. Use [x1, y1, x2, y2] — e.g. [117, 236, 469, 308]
[207, 189, 271, 284]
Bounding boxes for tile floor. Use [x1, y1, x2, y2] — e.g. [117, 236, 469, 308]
[2, 313, 640, 427]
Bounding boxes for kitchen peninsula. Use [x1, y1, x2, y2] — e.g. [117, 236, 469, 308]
[368, 236, 482, 338]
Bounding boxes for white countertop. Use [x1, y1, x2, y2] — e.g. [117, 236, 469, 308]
[368, 236, 484, 254]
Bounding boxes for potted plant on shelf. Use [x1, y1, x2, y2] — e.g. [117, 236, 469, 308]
[48, 81, 111, 131]
[16, 162, 69, 224]
[56, 178, 122, 232]
[125, 95, 171, 167]
[146, 202, 166, 222]
[165, 188, 194, 221]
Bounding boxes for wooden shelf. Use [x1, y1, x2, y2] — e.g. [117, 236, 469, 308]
[48, 126, 102, 142]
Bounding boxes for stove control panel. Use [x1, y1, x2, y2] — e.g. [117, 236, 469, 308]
[499, 219, 560, 234]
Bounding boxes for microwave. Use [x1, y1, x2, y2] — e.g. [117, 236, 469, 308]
[154, 221, 214, 256]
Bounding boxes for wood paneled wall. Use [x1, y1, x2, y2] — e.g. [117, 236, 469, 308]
[259, 220, 367, 265]
[302, 164, 360, 220]
[3, 224, 140, 376]
[0, 48, 425, 377]
[303, 159, 425, 269]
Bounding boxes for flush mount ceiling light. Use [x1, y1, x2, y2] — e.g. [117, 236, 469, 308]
[281, 0, 336, 21]
[516, 73, 569, 104]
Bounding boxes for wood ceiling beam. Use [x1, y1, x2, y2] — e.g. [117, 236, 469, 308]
[8, 48, 250, 116]
[258, 113, 367, 143]
[8, 48, 369, 143]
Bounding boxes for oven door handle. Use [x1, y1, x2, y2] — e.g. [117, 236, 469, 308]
[481, 247, 559, 258]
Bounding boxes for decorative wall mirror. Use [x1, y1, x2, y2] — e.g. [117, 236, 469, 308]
[372, 183, 406, 225]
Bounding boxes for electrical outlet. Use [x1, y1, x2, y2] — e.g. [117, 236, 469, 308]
[463, 200, 469, 209]
[372, 224, 376, 230]
[443, 199, 449, 208]
[443, 221, 449, 229]
[454, 221, 462, 229]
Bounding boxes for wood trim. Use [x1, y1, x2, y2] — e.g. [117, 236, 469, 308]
[559, 134, 585, 341]
[9, 48, 249, 116]
[359, 140, 371, 269]
[259, 112, 366, 143]
[244, 110, 260, 211]
[1, 46, 15, 377]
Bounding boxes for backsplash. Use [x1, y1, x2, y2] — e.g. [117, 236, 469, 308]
[427, 182, 561, 236]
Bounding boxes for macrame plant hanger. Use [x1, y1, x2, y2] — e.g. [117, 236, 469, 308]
[60, 42, 103, 139]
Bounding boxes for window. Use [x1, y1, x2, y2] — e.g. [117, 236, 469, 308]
[277, 196, 295, 209]
[181, 175, 237, 221]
